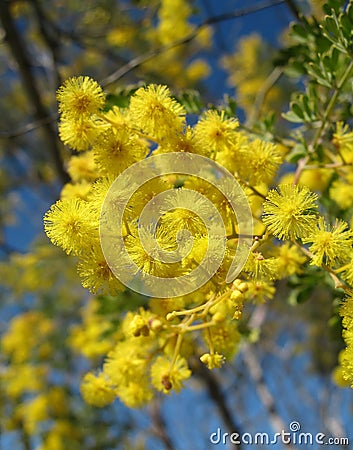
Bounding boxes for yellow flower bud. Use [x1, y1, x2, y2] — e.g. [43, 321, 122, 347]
[200, 352, 225, 369]
[212, 312, 226, 323]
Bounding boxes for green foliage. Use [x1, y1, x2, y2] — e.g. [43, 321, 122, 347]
[287, 266, 336, 306]
[282, 87, 319, 123]
[321, 2, 353, 55]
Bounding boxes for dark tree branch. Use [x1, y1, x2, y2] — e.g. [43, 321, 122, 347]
[200, 0, 228, 52]
[241, 305, 295, 448]
[201, 0, 285, 28]
[150, 399, 175, 450]
[284, 0, 302, 21]
[19, 421, 32, 450]
[0, 241, 25, 255]
[29, 0, 62, 88]
[0, 0, 69, 184]
[27, 0, 129, 67]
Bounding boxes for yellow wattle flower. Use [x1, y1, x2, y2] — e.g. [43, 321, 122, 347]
[263, 183, 318, 240]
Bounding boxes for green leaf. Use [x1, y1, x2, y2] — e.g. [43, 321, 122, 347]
[306, 62, 332, 88]
[284, 59, 307, 78]
[301, 95, 311, 118]
[320, 10, 350, 54]
[104, 85, 141, 110]
[223, 94, 237, 118]
[324, 14, 340, 37]
[287, 284, 314, 305]
[340, 13, 353, 40]
[173, 90, 205, 114]
[286, 143, 308, 163]
[291, 23, 309, 44]
[323, 0, 343, 15]
[291, 101, 305, 120]
[330, 46, 339, 68]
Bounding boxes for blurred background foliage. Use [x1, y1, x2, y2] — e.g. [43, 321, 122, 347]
[0, 0, 352, 449]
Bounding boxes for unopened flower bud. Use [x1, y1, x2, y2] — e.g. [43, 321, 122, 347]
[149, 318, 163, 332]
[230, 290, 243, 302]
[238, 282, 248, 293]
[212, 312, 226, 323]
[129, 315, 149, 337]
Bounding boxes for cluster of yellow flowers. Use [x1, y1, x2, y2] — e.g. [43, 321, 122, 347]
[144, 0, 211, 87]
[335, 293, 353, 387]
[105, 0, 210, 88]
[330, 294, 352, 386]
[43, 76, 353, 408]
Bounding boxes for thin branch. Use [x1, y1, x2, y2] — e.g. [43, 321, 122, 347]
[294, 60, 353, 184]
[200, 0, 228, 52]
[29, 0, 62, 88]
[0, 1, 69, 183]
[303, 162, 347, 170]
[244, 182, 267, 200]
[193, 357, 243, 450]
[313, 60, 353, 150]
[0, 241, 25, 255]
[35, 5, 129, 67]
[0, 113, 58, 139]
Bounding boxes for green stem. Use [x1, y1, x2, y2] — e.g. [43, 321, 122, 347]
[295, 60, 353, 185]
[312, 60, 353, 150]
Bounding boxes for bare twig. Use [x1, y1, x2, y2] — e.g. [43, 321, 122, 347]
[248, 67, 283, 125]
[292, 240, 350, 291]
[200, 0, 228, 52]
[0, 113, 58, 139]
[284, 0, 302, 21]
[19, 421, 32, 450]
[29, 0, 62, 88]
[29, 1, 129, 67]
[0, 241, 25, 255]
